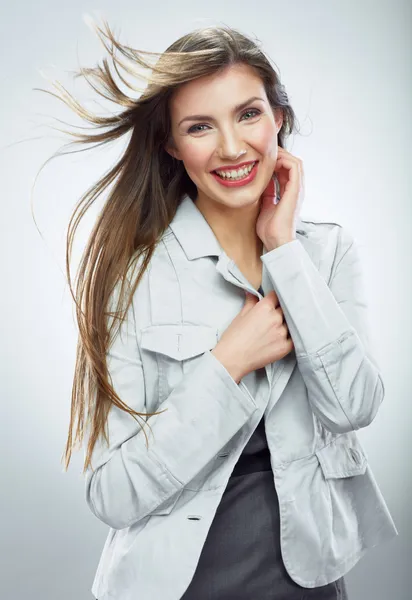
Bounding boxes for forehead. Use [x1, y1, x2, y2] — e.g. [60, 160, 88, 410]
[169, 63, 265, 116]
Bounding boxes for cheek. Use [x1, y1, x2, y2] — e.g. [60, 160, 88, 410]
[179, 142, 209, 173]
[255, 122, 279, 157]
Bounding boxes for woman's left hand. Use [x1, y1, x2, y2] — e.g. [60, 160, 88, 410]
[256, 146, 305, 250]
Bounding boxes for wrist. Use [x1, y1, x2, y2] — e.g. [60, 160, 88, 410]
[265, 236, 296, 251]
[211, 347, 245, 384]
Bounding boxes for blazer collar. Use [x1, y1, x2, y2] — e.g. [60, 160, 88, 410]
[168, 193, 318, 263]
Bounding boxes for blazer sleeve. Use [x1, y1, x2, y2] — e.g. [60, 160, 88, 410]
[260, 225, 385, 433]
[84, 279, 258, 530]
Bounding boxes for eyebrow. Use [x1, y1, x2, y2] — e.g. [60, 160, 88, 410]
[177, 96, 265, 127]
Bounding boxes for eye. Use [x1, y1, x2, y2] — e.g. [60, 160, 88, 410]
[241, 108, 261, 121]
[187, 107, 261, 134]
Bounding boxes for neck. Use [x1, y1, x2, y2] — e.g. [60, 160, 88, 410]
[195, 193, 264, 264]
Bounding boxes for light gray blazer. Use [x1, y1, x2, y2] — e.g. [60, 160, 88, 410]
[85, 193, 398, 600]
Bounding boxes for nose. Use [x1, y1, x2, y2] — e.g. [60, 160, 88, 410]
[217, 129, 246, 161]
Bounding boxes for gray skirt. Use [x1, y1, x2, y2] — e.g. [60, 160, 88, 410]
[180, 466, 348, 600]
[180, 408, 349, 600]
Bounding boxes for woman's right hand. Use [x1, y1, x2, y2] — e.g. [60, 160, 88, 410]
[211, 290, 294, 383]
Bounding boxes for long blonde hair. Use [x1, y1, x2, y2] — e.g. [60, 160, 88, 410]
[33, 18, 298, 474]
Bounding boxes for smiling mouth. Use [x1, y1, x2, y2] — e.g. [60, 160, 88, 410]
[213, 160, 258, 179]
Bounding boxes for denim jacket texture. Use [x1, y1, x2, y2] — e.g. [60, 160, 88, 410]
[85, 194, 398, 600]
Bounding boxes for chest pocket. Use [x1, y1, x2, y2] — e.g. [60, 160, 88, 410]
[140, 324, 219, 407]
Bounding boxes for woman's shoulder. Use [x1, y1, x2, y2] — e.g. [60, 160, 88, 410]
[297, 216, 356, 249]
[297, 215, 344, 233]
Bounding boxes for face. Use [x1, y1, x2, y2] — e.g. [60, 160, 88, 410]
[165, 63, 283, 211]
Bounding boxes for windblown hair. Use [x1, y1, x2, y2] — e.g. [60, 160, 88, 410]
[34, 18, 299, 474]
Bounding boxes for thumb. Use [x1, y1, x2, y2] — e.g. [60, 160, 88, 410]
[241, 291, 258, 311]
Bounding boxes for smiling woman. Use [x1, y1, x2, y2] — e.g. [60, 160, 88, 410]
[34, 16, 397, 600]
[165, 64, 284, 207]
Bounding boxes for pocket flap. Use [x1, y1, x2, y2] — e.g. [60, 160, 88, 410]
[149, 487, 185, 516]
[315, 436, 368, 479]
[140, 324, 218, 360]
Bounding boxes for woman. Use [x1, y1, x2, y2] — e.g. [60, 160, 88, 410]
[49, 19, 398, 600]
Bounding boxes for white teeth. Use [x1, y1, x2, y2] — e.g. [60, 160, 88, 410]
[215, 162, 255, 179]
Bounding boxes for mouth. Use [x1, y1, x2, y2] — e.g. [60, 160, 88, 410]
[211, 160, 258, 175]
[211, 160, 259, 187]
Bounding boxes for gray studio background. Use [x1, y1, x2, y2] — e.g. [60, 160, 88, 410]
[1, 1, 410, 599]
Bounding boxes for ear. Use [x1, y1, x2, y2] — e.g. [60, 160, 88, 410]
[273, 108, 283, 134]
[164, 140, 182, 161]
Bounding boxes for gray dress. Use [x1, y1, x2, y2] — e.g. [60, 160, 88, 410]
[180, 286, 349, 600]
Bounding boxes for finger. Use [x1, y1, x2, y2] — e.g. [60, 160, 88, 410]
[244, 291, 258, 304]
[274, 157, 300, 187]
[265, 290, 280, 308]
[277, 147, 302, 163]
[276, 156, 304, 180]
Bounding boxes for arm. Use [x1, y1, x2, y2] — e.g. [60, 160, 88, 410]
[260, 225, 384, 433]
[85, 281, 258, 530]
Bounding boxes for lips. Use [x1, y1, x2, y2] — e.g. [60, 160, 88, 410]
[212, 160, 258, 173]
[211, 159, 259, 187]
